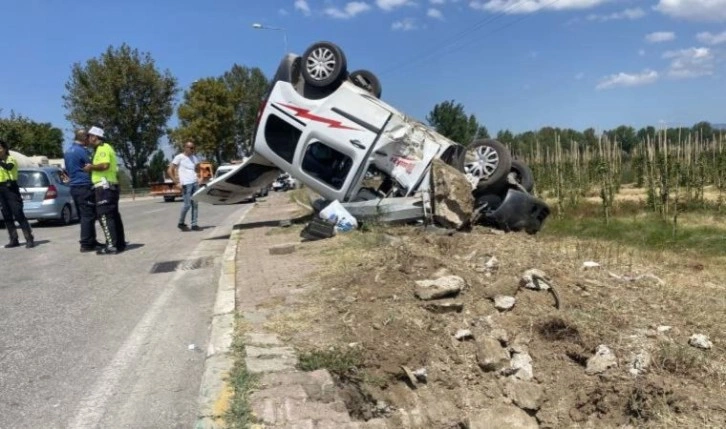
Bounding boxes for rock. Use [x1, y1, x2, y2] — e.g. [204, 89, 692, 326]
[657, 325, 672, 334]
[485, 256, 500, 270]
[586, 345, 618, 375]
[401, 366, 418, 387]
[494, 295, 516, 312]
[455, 329, 473, 341]
[268, 243, 296, 255]
[491, 328, 509, 346]
[628, 350, 651, 376]
[507, 352, 534, 381]
[688, 334, 713, 350]
[468, 405, 539, 429]
[504, 380, 545, 411]
[510, 334, 531, 354]
[412, 368, 427, 382]
[476, 336, 511, 372]
[423, 301, 464, 314]
[521, 268, 551, 290]
[414, 276, 465, 300]
[431, 159, 475, 230]
[582, 261, 600, 269]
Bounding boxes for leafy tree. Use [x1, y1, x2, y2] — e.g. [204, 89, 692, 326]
[496, 129, 514, 145]
[171, 78, 236, 165]
[147, 149, 168, 183]
[63, 44, 178, 187]
[476, 126, 490, 139]
[222, 65, 269, 154]
[692, 121, 714, 141]
[0, 112, 64, 157]
[426, 100, 481, 145]
[608, 125, 638, 153]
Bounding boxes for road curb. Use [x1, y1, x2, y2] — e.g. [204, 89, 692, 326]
[194, 212, 246, 429]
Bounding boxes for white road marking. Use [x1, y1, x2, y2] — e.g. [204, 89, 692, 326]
[67, 252, 199, 428]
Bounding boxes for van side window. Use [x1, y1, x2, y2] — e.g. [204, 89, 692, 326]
[265, 115, 301, 163]
[302, 142, 352, 190]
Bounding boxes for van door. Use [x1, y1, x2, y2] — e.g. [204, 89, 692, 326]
[281, 83, 392, 202]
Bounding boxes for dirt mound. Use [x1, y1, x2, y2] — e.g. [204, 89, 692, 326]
[268, 225, 726, 428]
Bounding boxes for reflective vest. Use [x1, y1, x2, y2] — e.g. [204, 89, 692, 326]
[91, 143, 118, 184]
[0, 155, 18, 182]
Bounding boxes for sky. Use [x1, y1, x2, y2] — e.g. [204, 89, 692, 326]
[1, 0, 725, 149]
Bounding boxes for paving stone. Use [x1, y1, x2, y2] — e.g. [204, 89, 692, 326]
[246, 345, 297, 359]
[245, 332, 284, 347]
[282, 398, 352, 423]
[250, 397, 283, 425]
[250, 384, 308, 402]
[246, 356, 298, 374]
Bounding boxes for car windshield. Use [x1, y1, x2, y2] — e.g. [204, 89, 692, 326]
[18, 171, 50, 188]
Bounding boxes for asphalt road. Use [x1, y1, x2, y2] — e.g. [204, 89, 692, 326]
[0, 196, 251, 429]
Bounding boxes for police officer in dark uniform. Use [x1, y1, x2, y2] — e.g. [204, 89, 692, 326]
[0, 139, 35, 248]
[83, 126, 126, 255]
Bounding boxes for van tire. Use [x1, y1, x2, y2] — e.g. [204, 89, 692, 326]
[302, 42, 348, 88]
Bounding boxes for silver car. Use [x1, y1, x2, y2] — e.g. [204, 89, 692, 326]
[0, 167, 78, 225]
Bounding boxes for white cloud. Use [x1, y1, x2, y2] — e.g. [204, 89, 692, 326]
[587, 8, 646, 22]
[430, 0, 446, 3]
[655, 0, 726, 22]
[392, 18, 419, 30]
[279, 8, 289, 15]
[294, 0, 311, 15]
[377, 0, 416, 11]
[638, 49, 646, 56]
[645, 31, 676, 43]
[325, 2, 373, 19]
[663, 47, 715, 78]
[470, 0, 608, 14]
[575, 72, 585, 80]
[427, 8, 444, 18]
[596, 70, 659, 90]
[697, 31, 726, 45]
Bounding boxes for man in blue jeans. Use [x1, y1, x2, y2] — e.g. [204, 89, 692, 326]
[168, 141, 201, 231]
[63, 128, 101, 251]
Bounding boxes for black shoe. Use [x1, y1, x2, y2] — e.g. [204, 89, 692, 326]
[97, 246, 119, 255]
[26, 240, 35, 249]
[4, 240, 20, 249]
[80, 246, 97, 253]
[191, 225, 202, 231]
[92, 241, 105, 248]
[178, 223, 190, 232]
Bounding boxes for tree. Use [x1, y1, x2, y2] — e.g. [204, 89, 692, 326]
[476, 126, 490, 139]
[171, 78, 236, 165]
[222, 65, 269, 155]
[0, 112, 64, 157]
[63, 44, 178, 187]
[608, 125, 638, 153]
[147, 149, 169, 183]
[426, 100, 481, 145]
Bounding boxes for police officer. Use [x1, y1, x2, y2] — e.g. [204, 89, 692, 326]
[64, 128, 101, 252]
[0, 139, 35, 248]
[83, 126, 126, 255]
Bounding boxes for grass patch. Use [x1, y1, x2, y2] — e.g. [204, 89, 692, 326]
[542, 213, 726, 257]
[225, 323, 260, 429]
[298, 347, 364, 377]
[652, 342, 710, 377]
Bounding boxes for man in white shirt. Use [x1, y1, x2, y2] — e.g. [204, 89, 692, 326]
[168, 141, 201, 231]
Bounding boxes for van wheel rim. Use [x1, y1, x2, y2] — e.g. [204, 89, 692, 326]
[465, 146, 499, 179]
[306, 47, 336, 81]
